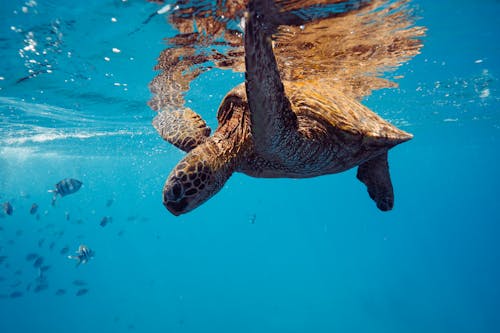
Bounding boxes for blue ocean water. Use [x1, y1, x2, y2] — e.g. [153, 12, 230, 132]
[0, 0, 499, 332]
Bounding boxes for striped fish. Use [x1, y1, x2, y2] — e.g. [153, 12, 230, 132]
[67, 244, 95, 267]
[49, 178, 82, 206]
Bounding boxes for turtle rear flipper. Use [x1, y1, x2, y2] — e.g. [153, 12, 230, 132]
[153, 108, 211, 152]
[357, 152, 394, 211]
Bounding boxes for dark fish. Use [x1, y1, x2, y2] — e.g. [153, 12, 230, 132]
[16, 230, 23, 237]
[50, 178, 83, 206]
[117, 230, 125, 237]
[76, 288, 88, 296]
[14, 269, 23, 276]
[55, 289, 66, 296]
[10, 280, 22, 288]
[34, 283, 49, 293]
[106, 199, 114, 207]
[49, 241, 55, 251]
[60, 246, 69, 255]
[65, 212, 70, 221]
[40, 265, 51, 272]
[9, 291, 23, 298]
[72, 279, 87, 286]
[38, 238, 45, 248]
[0, 255, 7, 264]
[3, 202, 13, 215]
[100, 216, 112, 227]
[33, 256, 44, 268]
[30, 203, 39, 215]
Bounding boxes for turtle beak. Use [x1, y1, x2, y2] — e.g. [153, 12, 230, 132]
[163, 181, 189, 216]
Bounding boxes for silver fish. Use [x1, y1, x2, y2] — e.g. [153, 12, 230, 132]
[3, 202, 13, 215]
[49, 178, 83, 206]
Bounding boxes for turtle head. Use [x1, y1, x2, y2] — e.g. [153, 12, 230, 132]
[163, 86, 250, 216]
[163, 148, 231, 216]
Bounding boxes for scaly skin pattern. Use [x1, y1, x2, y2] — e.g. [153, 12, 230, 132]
[162, 82, 411, 215]
[161, 0, 413, 215]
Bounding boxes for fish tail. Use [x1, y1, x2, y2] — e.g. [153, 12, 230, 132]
[51, 193, 57, 206]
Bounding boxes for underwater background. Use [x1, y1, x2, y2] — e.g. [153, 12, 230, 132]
[0, 0, 499, 332]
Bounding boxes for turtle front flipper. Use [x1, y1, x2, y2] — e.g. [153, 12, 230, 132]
[153, 108, 211, 152]
[357, 152, 394, 211]
[244, 0, 298, 156]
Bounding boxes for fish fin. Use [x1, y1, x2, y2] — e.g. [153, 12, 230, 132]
[356, 152, 394, 211]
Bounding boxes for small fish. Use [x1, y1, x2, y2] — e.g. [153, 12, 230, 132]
[35, 274, 47, 283]
[60, 246, 69, 255]
[38, 238, 45, 248]
[65, 212, 70, 221]
[33, 256, 44, 268]
[68, 244, 94, 267]
[10, 280, 22, 288]
[76, 288, 88, 296]
[14, 269, 23, 276]
[106, 199, 114, 207]
[0, 255, 7, 264]
[16, 230, 23, 237]
[55, 289, 66, 296]
[30, 203, 39, 215]
[49, 241, 55, 251]
[117, 230, 125, 237]
[34, 284, 49, 293]
[100, 216, 112, 227]
[72, 279, 87, 286]
[9, 291, 23, 298]
[3, 202, 13, 215]
[40, 265, 51, 272]
[49, 178, 83, 206]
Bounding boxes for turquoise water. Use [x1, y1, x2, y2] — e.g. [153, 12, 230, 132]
[1, 0, 499, 332]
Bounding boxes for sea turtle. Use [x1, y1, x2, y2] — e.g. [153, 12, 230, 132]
[153, 0, 417, 216]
